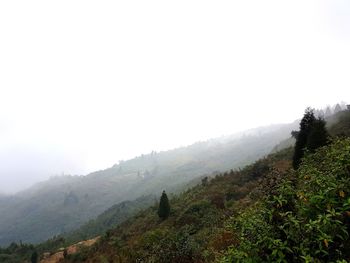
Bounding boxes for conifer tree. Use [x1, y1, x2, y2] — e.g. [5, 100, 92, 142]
[158, 190, 170, 220]
[293, 108, 316, 169]
[306, 118, 329, 152]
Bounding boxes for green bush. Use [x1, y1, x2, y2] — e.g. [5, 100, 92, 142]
[221, 138, 350, 262]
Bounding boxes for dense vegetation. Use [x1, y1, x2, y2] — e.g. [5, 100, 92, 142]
[222, 138, 350, 262]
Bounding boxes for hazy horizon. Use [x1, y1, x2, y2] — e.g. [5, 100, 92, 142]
[1, 0, 350, 193]
[0, 104, 344, 194]
[1, 115, 299, 194]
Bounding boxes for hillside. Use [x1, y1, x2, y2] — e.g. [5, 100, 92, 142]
[62, 195, 156, 244]
[0, 109, 349, 262]
[61, 114, 350, 262]
[57, 108, 350, 248]
[0, 122, 299, 245]
[221, 137, 350, 262]
[63, 148, 294, 262]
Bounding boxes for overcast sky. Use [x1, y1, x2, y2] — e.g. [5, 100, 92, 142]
[0, 0, 349, 193]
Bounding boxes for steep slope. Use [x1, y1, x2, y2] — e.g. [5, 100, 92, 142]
[0, 122, 298, 245]
[62, 131, 350, 262]
[1, 109, 349, 262]
[61, 148, 293, 262]
[221, 138, 350, 262]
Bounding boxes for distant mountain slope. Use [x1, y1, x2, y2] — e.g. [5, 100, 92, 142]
[327, 109, 350, 136]
[63, 195, 156, 244]
[0, 122, 299, 245]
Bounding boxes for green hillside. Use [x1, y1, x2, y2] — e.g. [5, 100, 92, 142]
[57, 114, 350, 262]
[0, 122, 298, 245]
[221, 137, 350, 262]
[63, 149, 293, 262]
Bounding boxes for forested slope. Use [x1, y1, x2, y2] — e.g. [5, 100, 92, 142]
[0, 122, 298, 245]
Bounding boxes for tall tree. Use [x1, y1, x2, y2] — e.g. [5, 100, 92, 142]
[306, 118, 329, 152]
[292, 108, 316, 169]
[158, 191, 170, 220]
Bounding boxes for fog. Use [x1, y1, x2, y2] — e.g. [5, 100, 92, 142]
[0, 0, 349, 193]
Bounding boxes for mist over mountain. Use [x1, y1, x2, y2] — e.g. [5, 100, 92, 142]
[0, 119, 299, 245]
[1, 1, 349, 194]
[0, 149, 86, 194]
[1, 0, 350, 261]
[1, 106, 348, 246]
[0, 120, 298, 194]
[0, 116, 297, 194]
[1, 108, 349, 263]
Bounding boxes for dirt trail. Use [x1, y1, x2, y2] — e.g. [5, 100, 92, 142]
[40, 237, 99, 263]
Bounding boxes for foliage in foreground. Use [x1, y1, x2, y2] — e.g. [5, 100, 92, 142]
[221, 138, 350, 262]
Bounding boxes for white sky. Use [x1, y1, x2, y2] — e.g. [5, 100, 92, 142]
[0, 0, 349, 193]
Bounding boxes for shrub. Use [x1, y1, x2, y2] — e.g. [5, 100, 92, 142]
[221, 138, 350, 262]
